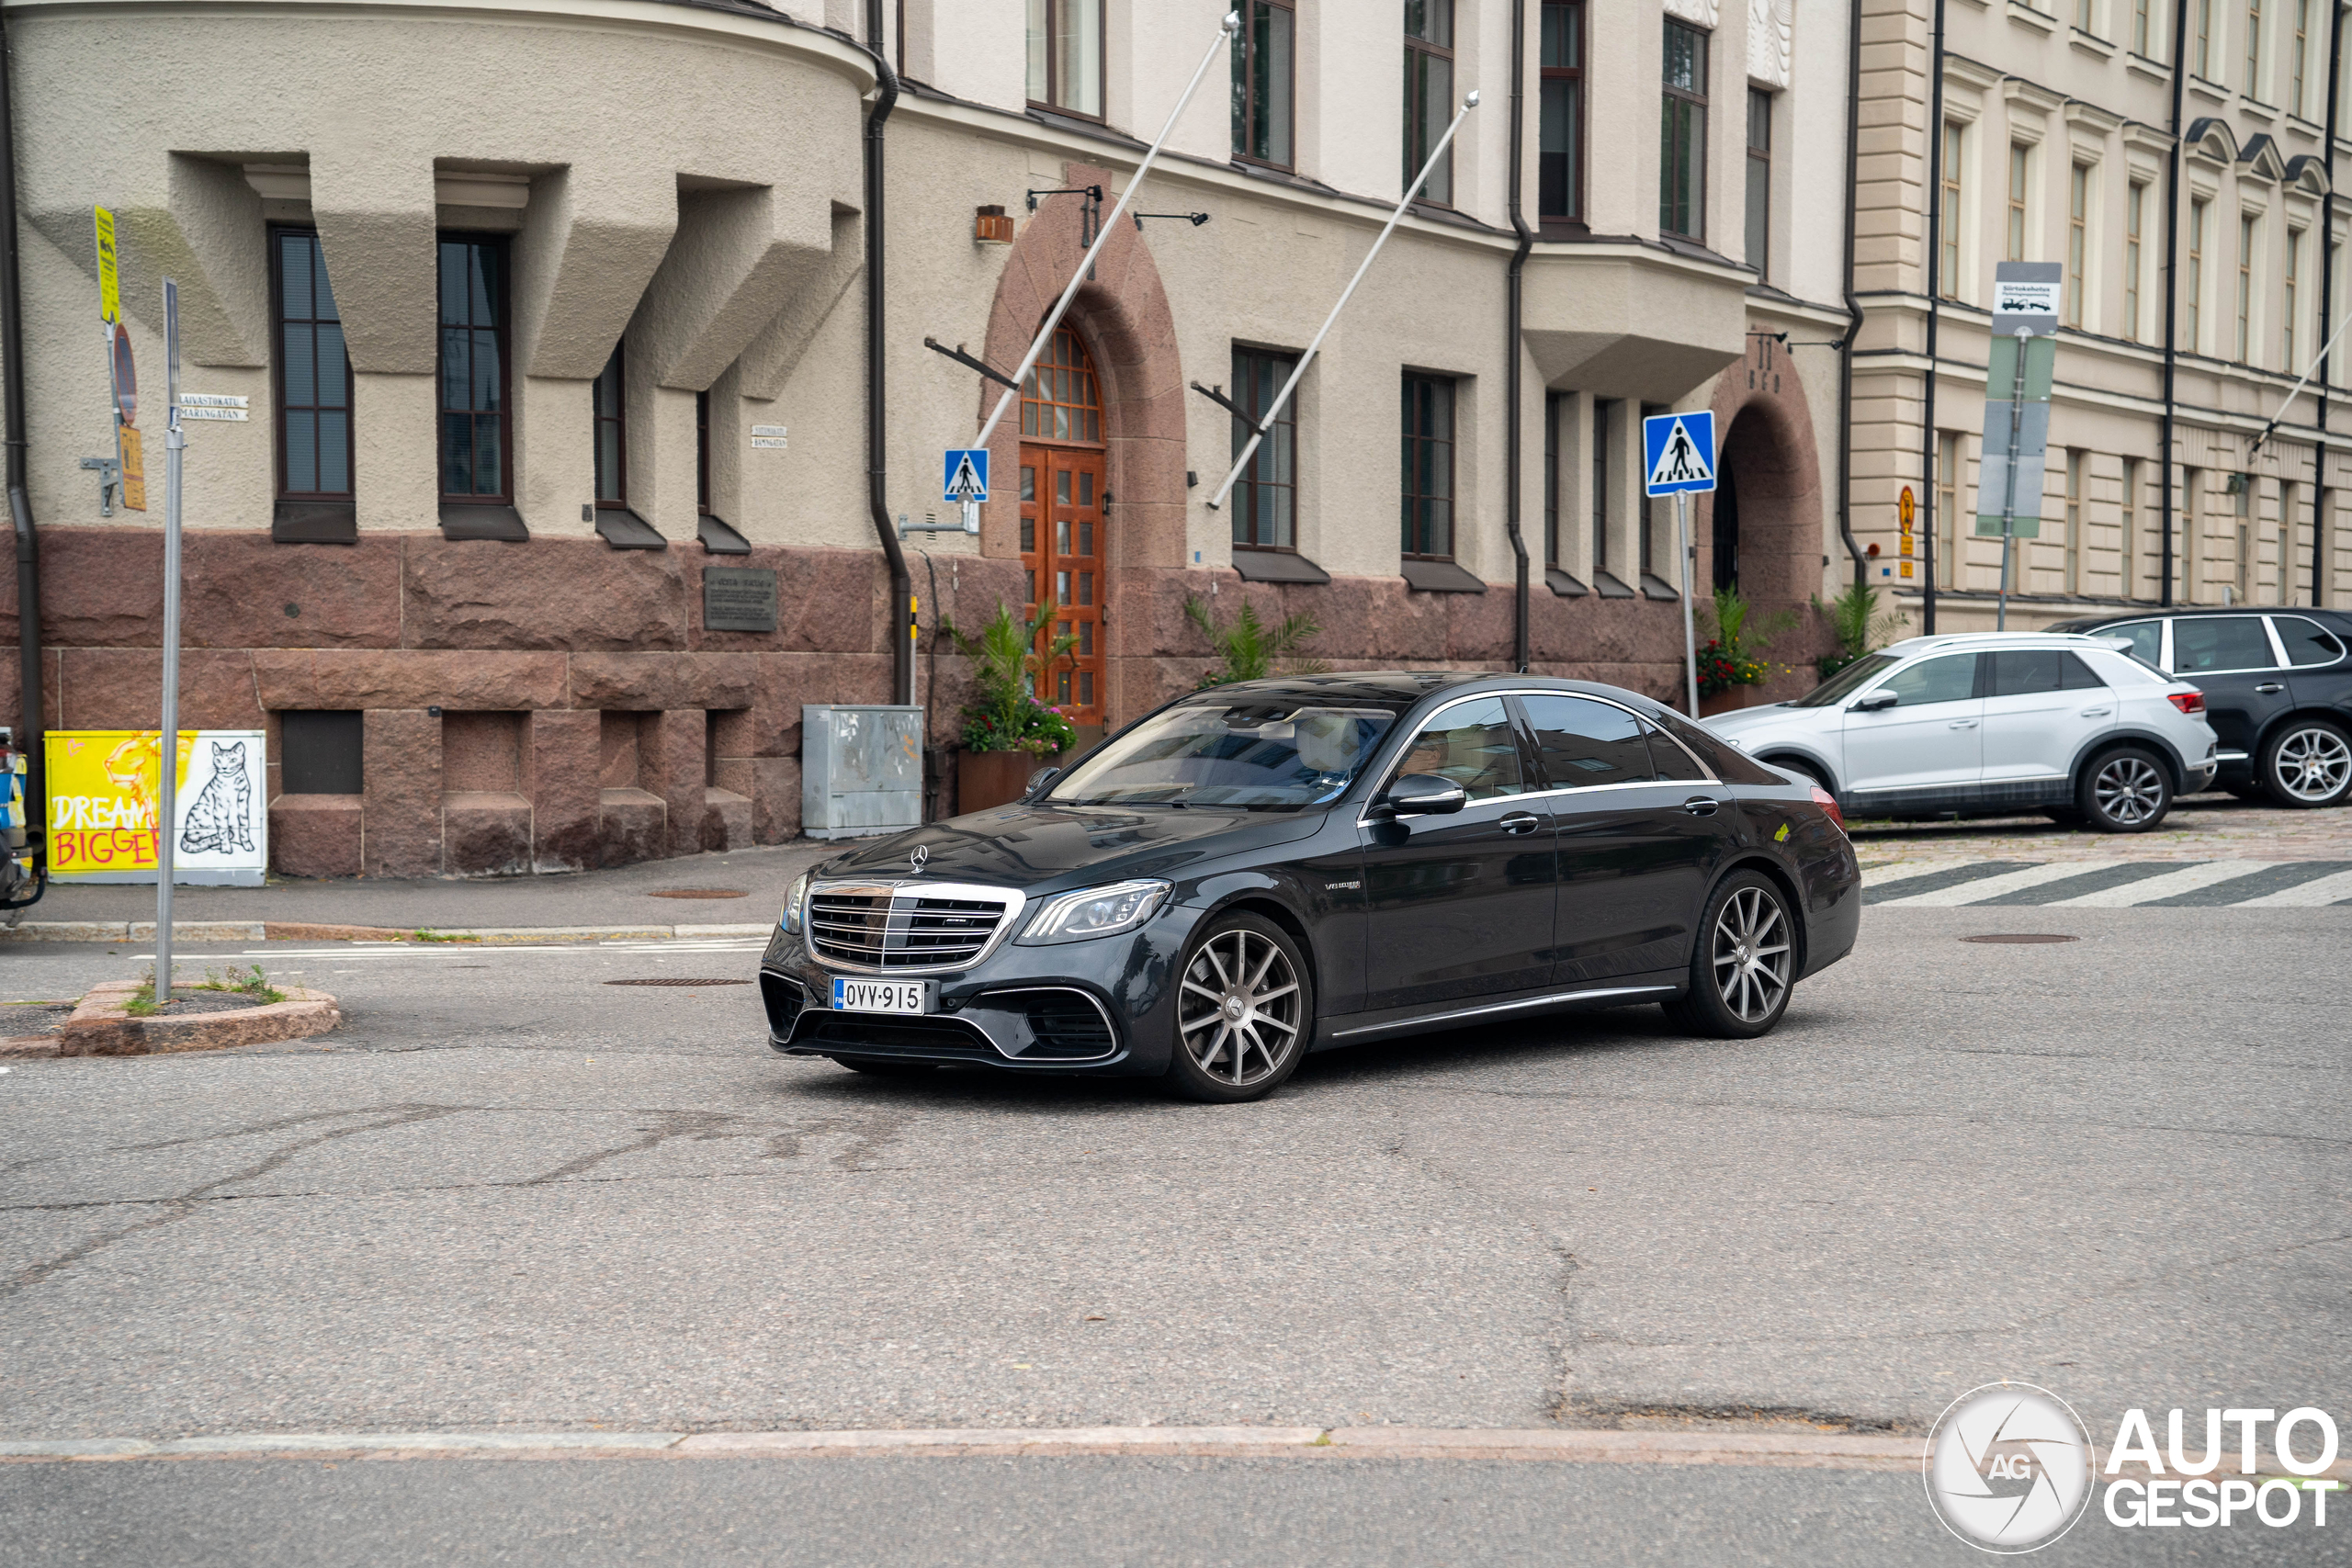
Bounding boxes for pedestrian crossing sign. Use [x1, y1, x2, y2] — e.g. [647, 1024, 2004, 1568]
[943, 447, 989, 503]
[1642, 411, 1716, 497]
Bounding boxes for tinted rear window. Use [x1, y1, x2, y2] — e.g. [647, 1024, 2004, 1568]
[1648, 705, 1786, 786]
[2174, 616, 2277, 672]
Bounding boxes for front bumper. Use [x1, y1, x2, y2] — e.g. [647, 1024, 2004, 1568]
[757, 909, 1200, 1076]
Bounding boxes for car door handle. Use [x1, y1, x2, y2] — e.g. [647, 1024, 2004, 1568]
[2256, 682, 2285, 694]
[1681, 796, 1721, 817]
[2079, 706, 2112, 717]
[1498, 812, 1543, 835]
[1948, 719, 1979, 729]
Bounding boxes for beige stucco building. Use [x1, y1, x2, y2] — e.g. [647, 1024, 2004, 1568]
[0, 0, 1855, 876]
[1852, 0, 2352, 629]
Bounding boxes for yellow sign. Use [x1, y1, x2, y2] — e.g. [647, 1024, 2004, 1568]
[44, 730, 269, 883]
[119, 423, 147, 513]
[1898, 486, 1916, 530]
[95, 206, 119, 324]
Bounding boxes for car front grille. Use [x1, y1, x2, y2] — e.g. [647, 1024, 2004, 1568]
[807, 886, 1017, 971]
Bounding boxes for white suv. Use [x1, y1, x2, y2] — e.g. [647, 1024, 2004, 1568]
[1702, 634, 2221, 832]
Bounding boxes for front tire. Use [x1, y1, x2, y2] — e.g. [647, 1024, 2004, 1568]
[2260, 719, 2352, 808]
[1663, 871, 1796, 1040]
[1163, 912, 1312, 1103]
[2078, 747, 2172, 832]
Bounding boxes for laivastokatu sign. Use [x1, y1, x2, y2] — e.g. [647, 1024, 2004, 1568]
[44, 730, 266, 885]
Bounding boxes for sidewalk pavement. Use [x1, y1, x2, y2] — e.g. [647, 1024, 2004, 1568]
[1849, 792, 2352, 869]
[17, 840, 835, 938]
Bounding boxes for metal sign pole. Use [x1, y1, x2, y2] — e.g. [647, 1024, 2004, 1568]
[154, 280, 183, 998]
[1679, 491, 1699, 718]
[974, 12, 1239, 450]
[1996, 325, 2029, 632]
[1208, 90, 1481, 512]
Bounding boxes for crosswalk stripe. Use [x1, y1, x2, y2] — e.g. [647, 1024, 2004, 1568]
[2132, 860, 2352, 907]
[2035, 861, 2278, 907]
[1860, 862, 2040, 904]
[1872, 862, 2103, 907]
[1969, 862, 2185, 906]
[2223, 865, 2352, 907]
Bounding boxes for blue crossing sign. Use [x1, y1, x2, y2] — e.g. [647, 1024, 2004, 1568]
[1642, 411, 1717, 497]
[943, 447, 989, 503]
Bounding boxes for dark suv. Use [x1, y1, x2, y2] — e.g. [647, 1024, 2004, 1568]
[2044, 607, 2352, 807]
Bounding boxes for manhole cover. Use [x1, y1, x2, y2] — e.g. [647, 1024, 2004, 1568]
[1959, 934, 2079, 944]
[647, 888, 750, 899]
[605, 977, 754, 987]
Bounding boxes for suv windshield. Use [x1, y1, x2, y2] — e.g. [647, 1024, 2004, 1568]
[1788, 652, 1900, 707]
[1046, 700, 1398, 809]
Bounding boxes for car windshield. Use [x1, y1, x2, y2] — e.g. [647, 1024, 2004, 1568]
[1046, 700, 1397, 808]
[1787, 652, 1900, 707]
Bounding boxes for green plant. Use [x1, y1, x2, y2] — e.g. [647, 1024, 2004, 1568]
[1184, 595, 1324, 687]
[411, 930, 480, 944]
[1809, 581, 1908, 680]
[195, 964, 285, 1004]
[1696, 587, 1799, 695]
[944, 603, 1080, 757]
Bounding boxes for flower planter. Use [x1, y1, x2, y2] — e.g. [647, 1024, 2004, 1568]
[957, 749, 1047, 815]
[1699, 685, 1769, 719]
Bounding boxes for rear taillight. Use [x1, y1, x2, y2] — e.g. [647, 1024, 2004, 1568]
[1809, 784, 1845, 833]
[2168, 691, 2205, 716]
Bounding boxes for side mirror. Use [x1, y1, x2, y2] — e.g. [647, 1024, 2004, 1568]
[1384, 773, 1467, 817]
[1023, 766, 1062, 801]
[1849, 689, 1898, 713]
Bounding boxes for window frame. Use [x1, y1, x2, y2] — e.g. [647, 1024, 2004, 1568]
[435, 232, 513, 507]
[2188, 199, 2209, 352]
[1538, 0, 1587, 225]
[2292, 0, 2311, 112]
[1026, 0, 1106, 122]
[1230, 344, 1301, 553]
[592, 342, 628, 509]
[1593, 399, 1613, 574]
[2247, 0, 2266, 99]
[1404, 0, 1457, 207]
[2238, 211, 2259, 365]
[1659, 19, 1711, 242]
[695, 389, 713, 516]
[2121, 456, 2142, 595]
[1746, 88, 1773, 280]
[2125, 180, 2145, 340]
[2285, 226, 2304, 371]
[1939, 121, 1964, 300]
[2006, 143, 2030, 264]
[2133, 0, 2152, 53]
[1400, 371, 1457, 562]
[2066, 164, 2089, 328]
[1544, 390, 1565, 567]
[1231, 0, 1295, 171]
[268, 225, 354, 504]
[1936, 430, 1962, 588]
[2064, 448, 2085, 594]
[2196, 0, 2214, 76]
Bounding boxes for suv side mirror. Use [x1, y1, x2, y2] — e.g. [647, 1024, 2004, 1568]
[1384, 773, 1467, 817]
[1849, 689, 1898, 713]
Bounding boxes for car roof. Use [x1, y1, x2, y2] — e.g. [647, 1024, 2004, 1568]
[1181, 670, 1675, 715]
[2048, 605, 2349, 628]
[1873, 632, 2129, 657]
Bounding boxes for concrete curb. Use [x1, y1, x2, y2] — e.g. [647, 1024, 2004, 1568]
[56, 980, 342, 1056]
[0, 920, 775, 945]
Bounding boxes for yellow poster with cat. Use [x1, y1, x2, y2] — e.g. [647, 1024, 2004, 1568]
[44, 730, 267, 885]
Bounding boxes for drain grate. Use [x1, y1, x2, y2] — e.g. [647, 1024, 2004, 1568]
[1959, 934, 2079, 944]
[647, 888, 751, 899]
[605, 977, 754, 987]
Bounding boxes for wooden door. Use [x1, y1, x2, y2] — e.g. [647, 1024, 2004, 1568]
[1016, 326, 1110, 728]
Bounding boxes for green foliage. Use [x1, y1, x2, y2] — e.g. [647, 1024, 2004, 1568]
[196, 964, 285, 1004]
[1696, 587, 1799, 694]
[1810, 580, 1908, 679]
[944, 603, 1080, 757]
[1184, 595, 1324, 687]
[411, 930, 480, 944]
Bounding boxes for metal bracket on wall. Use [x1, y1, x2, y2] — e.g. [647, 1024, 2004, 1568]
[1188, 381, 1248, 419]
[1133, 211, 1211, 230]
[923, 337, 1021, 391]
[77, 456, 122, 517]
[1026, 186, 1102, 278]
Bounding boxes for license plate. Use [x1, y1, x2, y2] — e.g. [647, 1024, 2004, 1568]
[831, 977, 930, 1015]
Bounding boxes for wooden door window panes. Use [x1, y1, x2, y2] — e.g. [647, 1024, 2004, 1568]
[1539, 0, 1585, 221]
[437, 236, 509, 502]
[272, 229, 352, 501]
[1019, 329, 1108, 725]
[1405, 0, 1456, 207]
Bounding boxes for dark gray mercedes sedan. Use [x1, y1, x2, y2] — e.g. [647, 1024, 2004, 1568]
[760, 671, 1860, 1102]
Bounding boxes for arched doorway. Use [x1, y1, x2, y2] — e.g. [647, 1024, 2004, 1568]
[1713, 425, 1745, 593]
[1019, 327, 1109, 727]
[1705, 401, 1817, 607]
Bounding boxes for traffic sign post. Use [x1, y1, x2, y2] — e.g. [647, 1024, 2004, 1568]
[1978, 261, 2061, 630]
[1644, 412, 1717, 721]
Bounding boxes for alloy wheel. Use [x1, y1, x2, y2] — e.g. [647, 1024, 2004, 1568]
[2271, 726, 2352, 804]
[1177, 927, 1302, 1088]
[1710, 886, 1791, 1025]
[2093, 755, 2165, 825]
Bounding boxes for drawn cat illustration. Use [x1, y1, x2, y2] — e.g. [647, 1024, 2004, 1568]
[179, 740, 254, 856]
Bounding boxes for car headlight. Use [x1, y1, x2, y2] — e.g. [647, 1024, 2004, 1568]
[781, 871, 811, 935]
[1017, 879, 1171, 945]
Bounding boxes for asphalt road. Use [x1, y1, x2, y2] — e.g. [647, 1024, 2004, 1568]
[2, 903, 2346, 1563]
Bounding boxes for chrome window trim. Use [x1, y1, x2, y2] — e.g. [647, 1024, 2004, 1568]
[1359, 686, 1717, 828]
[805, 879, 1029, 976]
[1330, 983, 1678, 1040]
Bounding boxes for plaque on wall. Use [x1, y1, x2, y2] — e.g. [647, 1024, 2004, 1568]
[704, 567, 778, 633]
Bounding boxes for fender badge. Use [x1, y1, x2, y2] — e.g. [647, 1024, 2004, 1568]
[1773, 823, 1790, 842]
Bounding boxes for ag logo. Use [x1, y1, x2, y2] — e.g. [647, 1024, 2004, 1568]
[1923, 1382, 2094, 1552]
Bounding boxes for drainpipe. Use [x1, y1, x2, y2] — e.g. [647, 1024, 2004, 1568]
[1838, 0, 1866, 591]
[861, 1, 913, 706]
[1920, 0, 1946, 633]
[0, 11, 44, 834]
[2160, 0, 2187, 607]
[2315, 3, 2341, 606]
[1504, 0, 1532, 673]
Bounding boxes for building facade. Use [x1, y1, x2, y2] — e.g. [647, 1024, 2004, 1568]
[1853, 0, 2352, 629]
[1, 0, 1852, 877]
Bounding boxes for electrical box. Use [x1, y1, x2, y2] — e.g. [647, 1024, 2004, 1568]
[801, 705, 923, 840]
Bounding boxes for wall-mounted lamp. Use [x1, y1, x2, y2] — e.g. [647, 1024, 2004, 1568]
[975, 205, 1015, 243]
